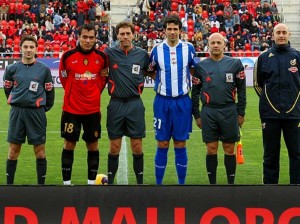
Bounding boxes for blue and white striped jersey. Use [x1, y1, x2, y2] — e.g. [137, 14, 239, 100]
[149, 40, 196, 97]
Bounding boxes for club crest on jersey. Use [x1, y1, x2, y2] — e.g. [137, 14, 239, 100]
[132, 64, 140, 74]
[29, 81, 39, 92]
[84, 58, 89, 66]
[226, 73, 233, 82]
[61, 70, 67, 78]
[45, 82, 53, 91]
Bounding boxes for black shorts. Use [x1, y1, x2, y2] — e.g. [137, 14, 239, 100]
[7, 106, 47, 145]
[201, 104, 239, 143]
[61, 111, 101, 143]
[106, 97, 145, 139]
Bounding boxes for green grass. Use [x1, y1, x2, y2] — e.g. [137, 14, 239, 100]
[0, 87, 291, 185]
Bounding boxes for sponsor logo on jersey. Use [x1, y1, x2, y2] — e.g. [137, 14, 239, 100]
[288, 67, 298, 73]
[74, 72, 97, 80]
[268, 53, 274, 57]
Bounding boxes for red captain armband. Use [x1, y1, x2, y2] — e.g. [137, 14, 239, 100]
[3, 80, 13, 88]
[191, 75, 201, 85]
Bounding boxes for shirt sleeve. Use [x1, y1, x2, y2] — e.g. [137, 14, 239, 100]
[3, 64, 14, 99]
[44, 67, 55, 111]
[235, 59, 246, 116]
[191, 63, 202, 119]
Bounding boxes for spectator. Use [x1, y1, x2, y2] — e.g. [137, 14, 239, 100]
[65, 35, 77, 48]
[225, 17, 234, 33]
[44, 44, 53, 57]
[0, 3, 8, 21]
[140, 35, 148, 50]
[52, 30, 61, 44]
[194, 17, 203, 32]
[132, 35, 141, 47]
[53, 13, 63, 31]
[45, 16, 54, 32]
[60, 30, 69, 44]
[251, 35, 261, 51]
[62, 14, 71, 26]
[0, 43, 5, 57]
[132, 3, 141, 15]
[232, 11, 240, 32]
[103, 0, 110, 11]
[95, 3, 102, 20]
[0, 30, 6, 46]
[4, 44, 13, 58]
[43, 30, 54, 42]
[234, 33, 245, 50]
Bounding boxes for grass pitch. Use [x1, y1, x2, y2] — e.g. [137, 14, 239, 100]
[0, 87, 291, 185]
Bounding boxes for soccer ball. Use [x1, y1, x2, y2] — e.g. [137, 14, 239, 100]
[95, 174, 108, 185]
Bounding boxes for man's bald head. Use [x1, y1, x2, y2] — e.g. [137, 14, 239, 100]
[273, 23, 291, 46]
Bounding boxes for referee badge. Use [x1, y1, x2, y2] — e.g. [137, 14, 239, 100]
[29, 81, 39, 92]
[226, 73, 233, 82]
[132, 64, 140, 74]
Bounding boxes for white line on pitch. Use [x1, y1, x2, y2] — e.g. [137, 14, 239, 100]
[117, 136, 128, 185]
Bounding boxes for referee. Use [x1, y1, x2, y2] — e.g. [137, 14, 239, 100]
[104, 21, 151, 184]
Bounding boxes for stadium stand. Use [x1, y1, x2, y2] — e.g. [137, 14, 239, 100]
[1, 0, 299, 57]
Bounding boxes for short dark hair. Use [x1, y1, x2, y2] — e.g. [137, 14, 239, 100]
[78, 24, 96, 36]
[163, 14, 182, 30]
[116, 21, 135, 35]
[20, 35, 38, 47]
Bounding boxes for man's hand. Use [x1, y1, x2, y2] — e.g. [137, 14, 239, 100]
[238, 115, 245, 128]
[195, 118, 202, 129]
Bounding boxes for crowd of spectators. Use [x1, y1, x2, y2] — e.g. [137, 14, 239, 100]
[130, 0, 280, 56]
[0, 0, 111, 58]
[0, 0, 280, 58]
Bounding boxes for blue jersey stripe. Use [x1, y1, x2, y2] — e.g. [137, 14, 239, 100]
[177, 43, 183, 96]
[163, 43, 172, 96]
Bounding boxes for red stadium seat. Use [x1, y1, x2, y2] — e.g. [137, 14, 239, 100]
[13, 39, 20, 47]
[6, 38, 13, 46]
[253, 49, 260, 57]
[1, 20, 7, 27]
[188, 25, 194, 32]
[187, 19, 194, 26]
[37, 44, 44, 52]
[52, 44, 60, 58]
[37, 38, 45, 45]
[171, 2, 178, 11]
[245, 50, 253, 57]
[244, 43, 251, 51]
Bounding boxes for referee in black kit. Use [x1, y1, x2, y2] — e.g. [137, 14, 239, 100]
[103, 21, 151, 185]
